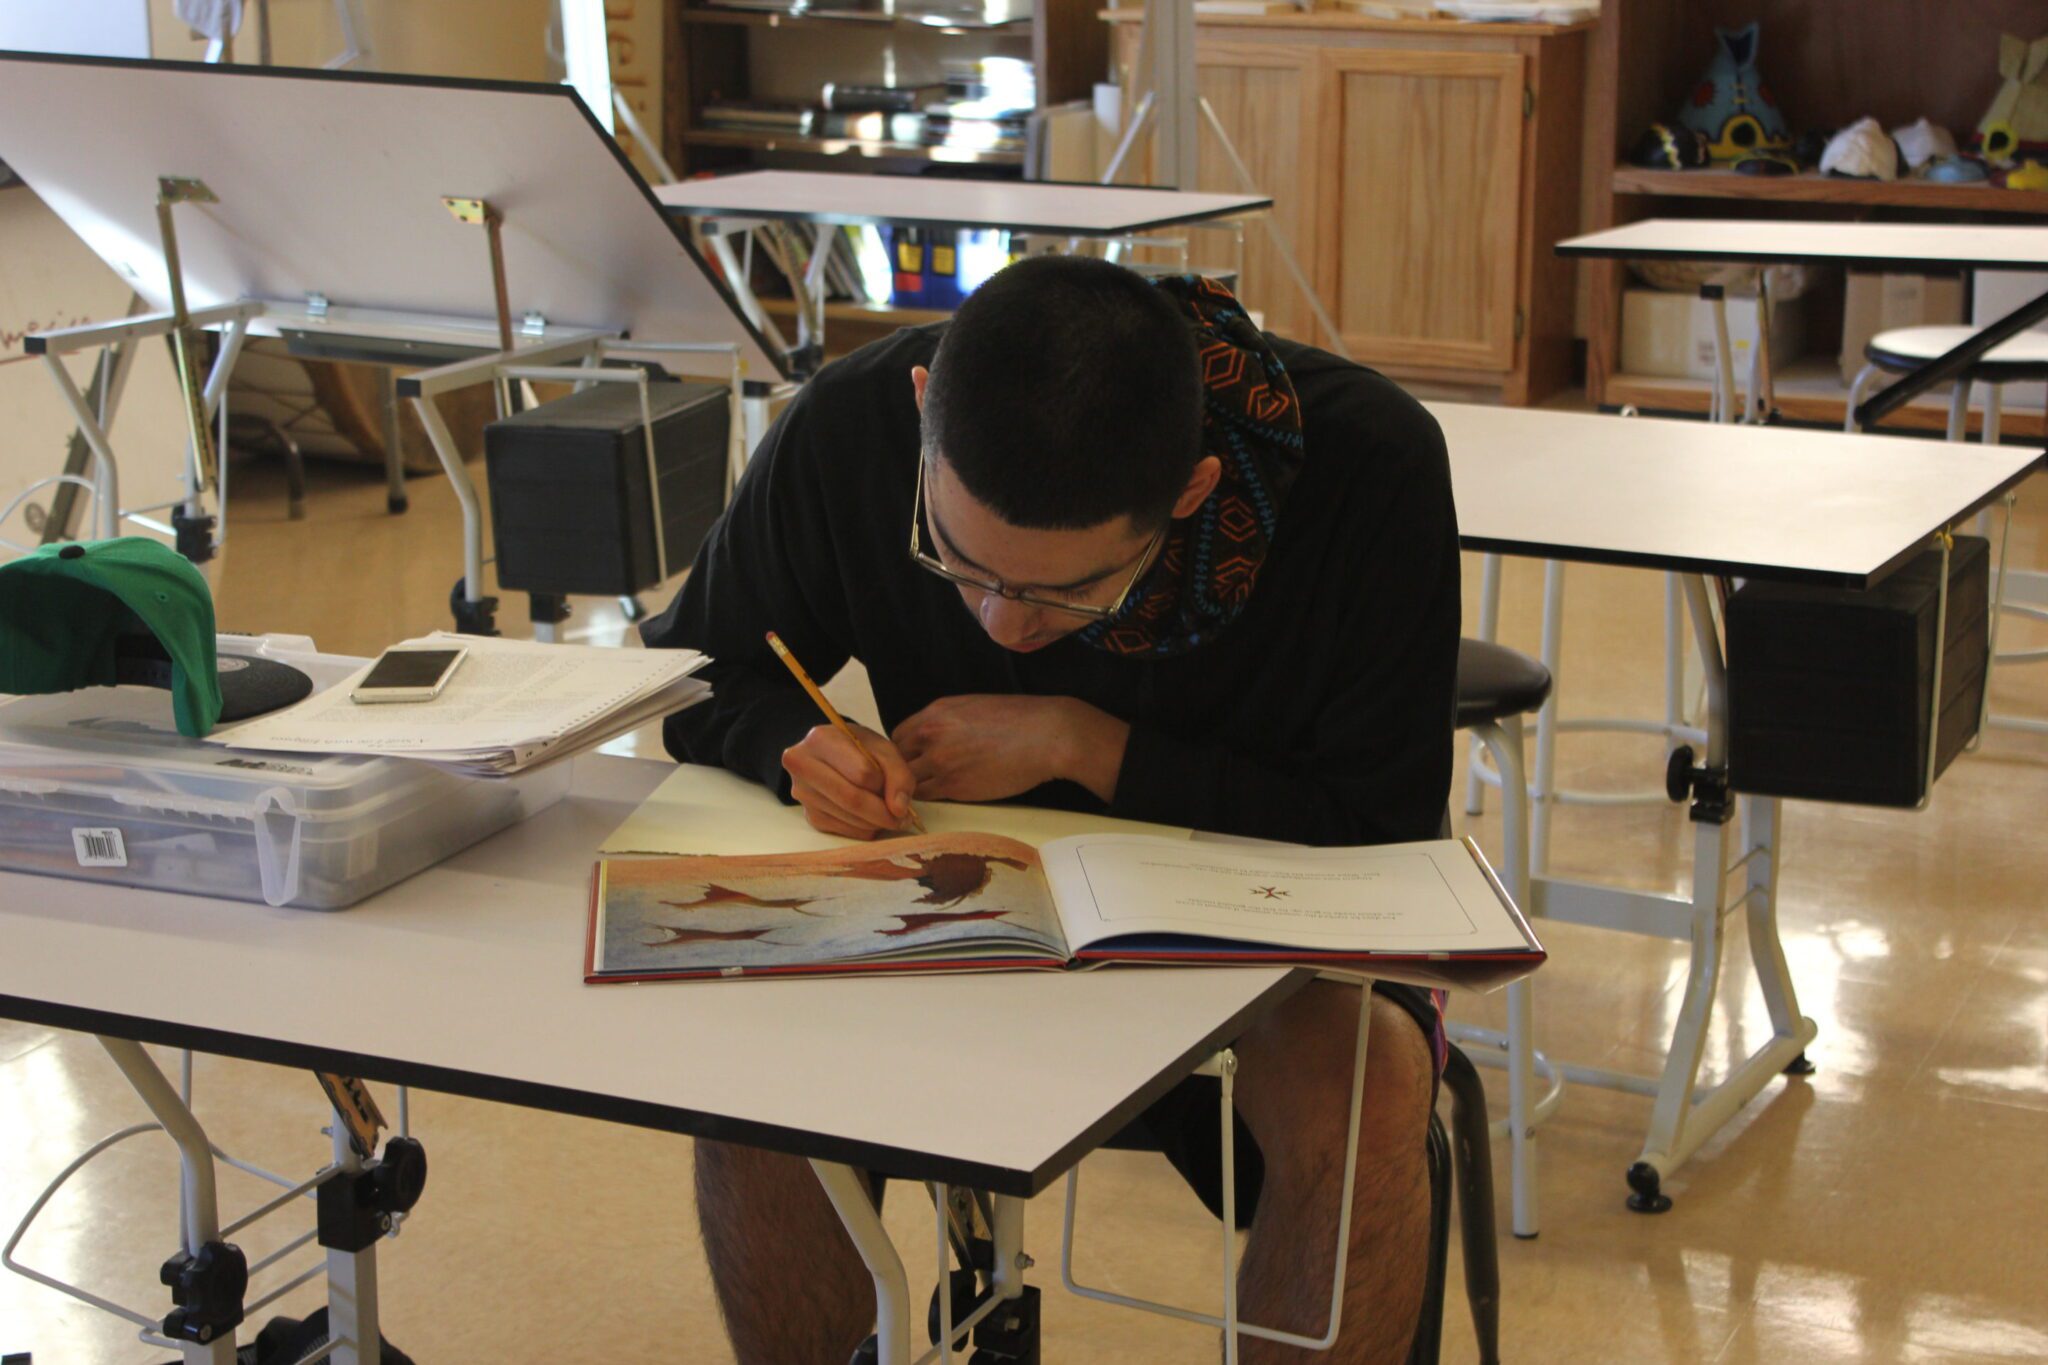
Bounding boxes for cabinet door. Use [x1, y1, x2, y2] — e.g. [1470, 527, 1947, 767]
[1194, 43, 1324, 343]
[1321, 48, 1525, 373]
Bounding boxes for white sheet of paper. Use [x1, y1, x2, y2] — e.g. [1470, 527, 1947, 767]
[210, 634, 707, 772]
[1043, 835, 1526, 955]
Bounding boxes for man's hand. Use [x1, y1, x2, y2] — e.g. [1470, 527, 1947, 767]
[781, 723, 918, 839]
[892, 695, 1130, 804]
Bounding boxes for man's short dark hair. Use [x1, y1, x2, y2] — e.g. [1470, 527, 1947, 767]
[922, 255, 1203, 531]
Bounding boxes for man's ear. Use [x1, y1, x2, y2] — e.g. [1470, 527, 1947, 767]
[1170, 455, 1223, 519]
[911, 365, 931, 412]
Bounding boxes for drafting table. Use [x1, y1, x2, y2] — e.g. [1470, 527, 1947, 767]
[1434, 400, 2045, 1216]
[0, 52, 785, 632]
[0, 755, 1326, 1364]
[1557, 219, 2048, 430]
[657, 171, 1271, 237]
[655, 170, 1272, 370]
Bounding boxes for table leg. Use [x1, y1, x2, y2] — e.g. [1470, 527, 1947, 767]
[1526, 573, 1818, 1210]
[95, 1038, 238, 1364]
[324, 1116, 382, 1365]
[812, 1159, 913, 1365]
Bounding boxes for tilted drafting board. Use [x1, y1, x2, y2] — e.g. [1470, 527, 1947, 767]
[0, 52, 785, 379]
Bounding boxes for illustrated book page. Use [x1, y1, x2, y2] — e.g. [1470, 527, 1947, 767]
[588, 834, 1070, 982]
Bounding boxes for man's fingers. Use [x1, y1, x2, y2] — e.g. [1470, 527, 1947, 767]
[790, 756, 898, 831]
[865, 734, 919, 820]
[805, 726, 888, 791]
[789, 778, 886, 839]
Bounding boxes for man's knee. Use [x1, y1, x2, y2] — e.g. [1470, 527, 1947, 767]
[1236, 985, 1433, 1158]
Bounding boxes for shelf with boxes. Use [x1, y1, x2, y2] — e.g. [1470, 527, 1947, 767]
[1584, 0, 2048, 438]
[666, 0, 1104, 338]
[665, 0, 1103, 176]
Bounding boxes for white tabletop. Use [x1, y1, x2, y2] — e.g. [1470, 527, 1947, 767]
[1557, 219, 2048, 273]
[655, 171, 1271, 236]
[0, 756, 1299, 1196]
[1432, 403, 2045, 587]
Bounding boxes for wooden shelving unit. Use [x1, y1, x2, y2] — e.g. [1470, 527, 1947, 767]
[681, 127, 1025, 166]
[663, 0, 1103, 179]
[1583, 1, 2048, 435]
[675, 3, 1030, 29]
[1605, 359, 2047, 441]
[1610, 166, 2048, 217]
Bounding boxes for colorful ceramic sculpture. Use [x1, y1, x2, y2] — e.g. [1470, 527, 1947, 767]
[1677, 22, 1791, 162]
[1976, 35, 2048, 165]
[1630, 121, 1709, 170]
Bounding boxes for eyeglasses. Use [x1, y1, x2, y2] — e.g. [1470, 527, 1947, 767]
[909, 459, 1165, 621]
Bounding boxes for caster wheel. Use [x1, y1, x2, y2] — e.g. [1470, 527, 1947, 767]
[848, 1335, 880, 1365]
[1783, 1051, 1816, 1076]
[928, 1267, 980, 1345]
[1625, 1161, 1672, 1214]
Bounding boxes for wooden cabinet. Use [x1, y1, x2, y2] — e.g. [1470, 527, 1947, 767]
[1192, 43, 1323, 340]
[1113, 12, 1590, 405]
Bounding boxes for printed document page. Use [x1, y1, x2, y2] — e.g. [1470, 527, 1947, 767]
[210, 634, 707, 772]
[1041, 835, 1529, 955]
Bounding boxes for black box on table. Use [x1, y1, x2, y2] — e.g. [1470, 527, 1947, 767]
[484, 380, 729, 597]
[1726, 534, 1989, 808]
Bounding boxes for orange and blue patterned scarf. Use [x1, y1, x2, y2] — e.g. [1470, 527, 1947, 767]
[1080, 274, 1305, 658]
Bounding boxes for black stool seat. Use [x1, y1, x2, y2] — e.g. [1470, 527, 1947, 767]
[1866, 325, 2048, 383]
[1456, 639, 1552, 730]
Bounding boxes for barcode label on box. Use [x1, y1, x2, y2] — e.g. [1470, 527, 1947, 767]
[72, 828, 127, 868]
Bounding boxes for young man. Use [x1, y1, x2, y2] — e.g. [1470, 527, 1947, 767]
[644, 256, 1460, 1364]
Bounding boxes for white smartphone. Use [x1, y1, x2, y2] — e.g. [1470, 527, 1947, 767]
[350, 646, 468, 704]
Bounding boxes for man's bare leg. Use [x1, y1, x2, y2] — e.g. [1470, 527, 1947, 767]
[695, 1140, 874, 1364]
[1232, 984, 1435, 1365]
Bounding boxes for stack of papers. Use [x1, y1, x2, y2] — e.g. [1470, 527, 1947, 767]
[210, 634, 711, 776]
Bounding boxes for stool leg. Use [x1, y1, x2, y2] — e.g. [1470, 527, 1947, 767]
[1976, 386, 2004, 538]
[1405, 1116, 1452, 1365]
[1530, 561, 1565, 877]
[1946, 375, 1974, 443]
[1482, 714, 1539, 1238]
[1442, 1050, 1502, 1365]
[1664, 572, 1686, 733]
[1845, 362, 1880, 433]
[1465, 553, 1504, 817]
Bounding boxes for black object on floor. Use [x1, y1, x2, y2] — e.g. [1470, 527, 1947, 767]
[153, 1307, 415, 1365]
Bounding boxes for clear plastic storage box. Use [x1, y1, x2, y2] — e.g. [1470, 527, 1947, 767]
[0, 636, 571, 910]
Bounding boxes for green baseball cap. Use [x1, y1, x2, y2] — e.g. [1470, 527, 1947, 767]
[0, 537, 225, 737]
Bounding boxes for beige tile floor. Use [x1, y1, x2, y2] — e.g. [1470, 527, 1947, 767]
[4, 449, 2047, 1364]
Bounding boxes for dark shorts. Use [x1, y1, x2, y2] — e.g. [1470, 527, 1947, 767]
[1101, 980, 1447, 1228]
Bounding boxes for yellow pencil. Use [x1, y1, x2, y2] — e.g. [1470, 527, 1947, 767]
[765, 630, 925, 834]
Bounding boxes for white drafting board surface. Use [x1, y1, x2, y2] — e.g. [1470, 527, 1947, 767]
[0, 756, 1301, 1195]
[657, 170, 1271, 236]
[1433, 402, 2045, 588]
[0, 53, 784, 378]
[1558, 219, 2048, 273]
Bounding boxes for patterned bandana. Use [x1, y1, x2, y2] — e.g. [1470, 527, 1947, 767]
[1079, 274, 1306, 658]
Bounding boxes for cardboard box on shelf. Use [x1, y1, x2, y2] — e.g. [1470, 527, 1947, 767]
[1840, 272, 1966, 385]
[1621, 288, 1804, 383]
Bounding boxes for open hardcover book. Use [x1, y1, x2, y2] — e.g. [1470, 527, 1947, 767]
[586, 833, 1543, 991]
